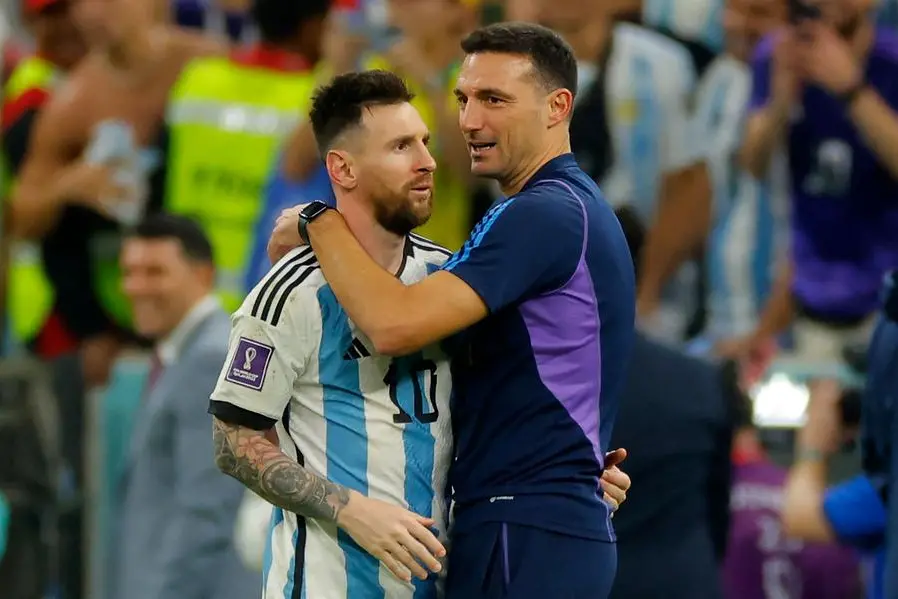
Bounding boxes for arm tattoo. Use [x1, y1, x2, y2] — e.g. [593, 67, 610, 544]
[212, 417, 351, 522]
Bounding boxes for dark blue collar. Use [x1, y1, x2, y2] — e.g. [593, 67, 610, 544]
[520, 153, 580, 192]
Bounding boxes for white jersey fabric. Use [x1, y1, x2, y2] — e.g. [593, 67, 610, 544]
[210, 234, 454, 599]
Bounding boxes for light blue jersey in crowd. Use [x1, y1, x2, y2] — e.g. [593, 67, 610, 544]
[693, 54, 789, 341]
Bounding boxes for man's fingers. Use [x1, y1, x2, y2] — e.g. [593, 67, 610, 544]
[603, 492, 620, 511]
[604, 447, 628, 468]
[400, 529, 443, 574]
[380, 551, 412, 583]
[390, 543, 430, 581]
[602, 465, 631, 491]
[601, 478, 627, 507]
[415, 515, 436, 527]
[409, 520, 446, 559]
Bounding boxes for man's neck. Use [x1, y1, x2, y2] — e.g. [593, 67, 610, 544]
[336, 195, 407, 274]
[156, 292, 213, 349]
[501, 137, 572, 196]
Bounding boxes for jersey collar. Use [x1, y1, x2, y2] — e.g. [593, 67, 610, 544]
[230, 44, 312, 73]
[520, 153, 580, 192]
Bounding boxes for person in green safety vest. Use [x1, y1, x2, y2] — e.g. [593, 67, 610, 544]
[2, 0, 88, 358]
[164, 0, 331, 314]
[7, 0, 224, 388]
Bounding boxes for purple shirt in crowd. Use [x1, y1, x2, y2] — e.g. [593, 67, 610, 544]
[723, 460, 862, 599]
[749, 29, 898, 319]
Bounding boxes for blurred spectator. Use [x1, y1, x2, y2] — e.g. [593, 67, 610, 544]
[781, 379, 884, 598]
[2, 2, 87, 595]
[537, 0, 709, 343]
[727, 380, 863, 599]
[3, 0, 87, 359]
[7, 4, 222, 596]
[164, 0, 330, 312]
[738, 0, 898, 362]
[8, 0, 224, 387]
[609, 206, 734, 599]
[112, 214, 257, 599]
[686, 0, 790, 355]
[360, 0, 479, 250]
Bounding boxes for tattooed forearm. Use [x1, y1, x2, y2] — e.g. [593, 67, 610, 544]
[212, 417, 351, 522]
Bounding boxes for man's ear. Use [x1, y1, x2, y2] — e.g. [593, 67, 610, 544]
[547, 88, 574, 126]
[325, 150, 358, 191]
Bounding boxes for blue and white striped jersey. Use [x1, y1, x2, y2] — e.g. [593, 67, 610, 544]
[693, 55, 789, 339]
[598, 23, 700, 221]
[210, 234, 454, 599]
[595, 23, 701, 342]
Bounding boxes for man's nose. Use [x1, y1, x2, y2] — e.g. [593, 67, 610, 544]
[459, 102, 484, 133]
[418, 147, 437, 172]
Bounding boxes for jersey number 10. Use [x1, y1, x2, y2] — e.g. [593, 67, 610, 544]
[384, 359, 440, 424]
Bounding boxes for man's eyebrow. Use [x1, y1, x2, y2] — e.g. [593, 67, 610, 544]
[386, 133, 417, 147]
[454, 87, 513, 100]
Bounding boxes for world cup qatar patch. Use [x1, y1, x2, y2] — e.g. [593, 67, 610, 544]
[226, 337, 274, 391]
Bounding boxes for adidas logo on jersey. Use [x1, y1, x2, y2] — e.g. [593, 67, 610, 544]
[342, 337, 371, 360]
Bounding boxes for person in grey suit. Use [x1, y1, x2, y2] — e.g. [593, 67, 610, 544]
[609, 206, 736, 599]
[111, 214, 258, 599]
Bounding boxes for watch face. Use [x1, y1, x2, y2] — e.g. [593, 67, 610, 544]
[301, 201, 329, 220]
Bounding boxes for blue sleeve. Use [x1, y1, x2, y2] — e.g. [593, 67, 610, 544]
[442, 188, 584, 313]
[748, 36, 774, 111]
[822, 475, 888, 548]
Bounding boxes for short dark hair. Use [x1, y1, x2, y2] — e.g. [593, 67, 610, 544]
[309, 70, 415, 154]
[460, 22, 578, 99]
[251, 0, 330, 45]
[128, 213, 215, 264]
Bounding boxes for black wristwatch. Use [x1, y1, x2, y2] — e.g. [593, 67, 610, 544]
[297, 200, 332, 244]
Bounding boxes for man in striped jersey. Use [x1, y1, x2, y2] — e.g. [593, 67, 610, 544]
[208, 71, 452, 598]
[688, 0, 791, 356]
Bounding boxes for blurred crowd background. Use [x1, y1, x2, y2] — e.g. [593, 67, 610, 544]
[1, 0, 897, 597]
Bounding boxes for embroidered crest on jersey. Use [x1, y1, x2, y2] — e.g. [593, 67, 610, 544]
[226, 337, 274, 391]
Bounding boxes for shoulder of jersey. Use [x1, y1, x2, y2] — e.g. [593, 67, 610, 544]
[614, 22, 696, 78]
[696, 55, 750, 102]
[242, 246, 322, 326]
[408, 233, 453, 266]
